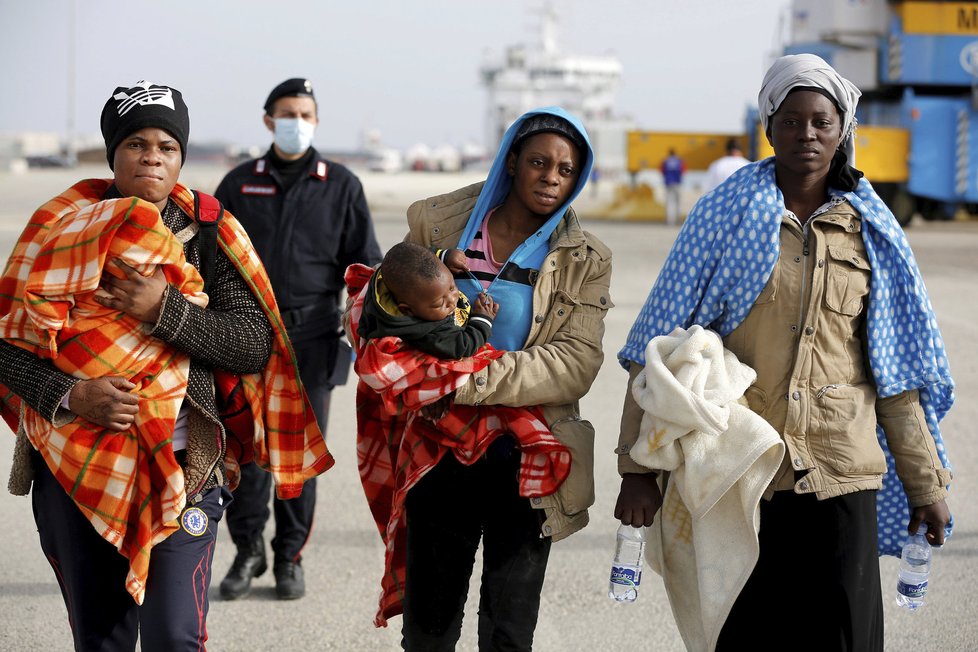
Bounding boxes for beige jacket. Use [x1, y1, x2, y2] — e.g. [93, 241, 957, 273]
[619, 199, 950, 506]
[406, 181, 614, 541]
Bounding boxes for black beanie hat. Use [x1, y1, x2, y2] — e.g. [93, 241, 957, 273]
[100, 81, 190, 170]
[264, 78, 316, 114]
[511, 114, 586, 158]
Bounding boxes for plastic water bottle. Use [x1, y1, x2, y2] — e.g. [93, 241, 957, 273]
[895, 523, 931, 611]
[608, 524, 645, 602]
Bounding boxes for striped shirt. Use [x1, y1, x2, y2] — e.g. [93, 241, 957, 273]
[463, 210, 502, 289]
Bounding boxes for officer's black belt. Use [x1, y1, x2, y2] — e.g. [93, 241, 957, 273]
[280, 302, 337, 329]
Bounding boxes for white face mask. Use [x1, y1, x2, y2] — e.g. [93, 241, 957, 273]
[273, 117, 316, 155]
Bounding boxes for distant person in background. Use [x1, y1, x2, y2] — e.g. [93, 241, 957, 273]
[660, 148, 686, 225]
[702, 138, 751, 193]
[215, 77, 382, 601]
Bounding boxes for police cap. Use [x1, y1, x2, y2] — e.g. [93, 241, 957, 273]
[264, 78, 315, 114]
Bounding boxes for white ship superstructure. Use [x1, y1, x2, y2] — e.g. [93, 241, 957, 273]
[480, 5, 631, 173]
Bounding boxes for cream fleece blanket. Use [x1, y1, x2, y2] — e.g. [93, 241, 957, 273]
[630, 326, 784, 652]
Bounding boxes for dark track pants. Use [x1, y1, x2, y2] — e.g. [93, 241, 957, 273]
[224, 382, 330, 561]
[31, 451, 230, 652]
[401, 437, 551, 652]
[716, 489, 883, 652]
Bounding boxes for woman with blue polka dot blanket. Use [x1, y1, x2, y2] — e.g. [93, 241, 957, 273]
[613, 53, 953, 649]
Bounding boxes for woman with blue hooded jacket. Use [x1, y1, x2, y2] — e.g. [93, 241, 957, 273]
[399, 107, 612, 650]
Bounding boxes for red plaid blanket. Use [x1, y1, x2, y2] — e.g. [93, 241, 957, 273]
[0, 180, 333, 603]
[345, 263, 571, 627]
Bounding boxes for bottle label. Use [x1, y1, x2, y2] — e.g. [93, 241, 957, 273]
[610, 566, 641, 587]
[897, 578, 928, 599]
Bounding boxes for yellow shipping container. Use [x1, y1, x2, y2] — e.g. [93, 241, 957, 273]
[627, 131, 748, 173]
[898, 1, 978, 36]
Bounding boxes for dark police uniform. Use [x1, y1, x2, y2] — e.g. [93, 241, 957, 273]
[215, 147, 382, 584]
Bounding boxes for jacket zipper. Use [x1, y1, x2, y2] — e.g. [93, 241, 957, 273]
[797, 225, 810, 332]
[183, 394, 226, 501]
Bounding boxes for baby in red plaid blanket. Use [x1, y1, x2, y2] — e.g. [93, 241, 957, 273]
[357, 242, 499, 362]
[358, 242, 500, 422]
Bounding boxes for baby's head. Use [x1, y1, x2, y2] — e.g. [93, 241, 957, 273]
[382, 242, 459, 321]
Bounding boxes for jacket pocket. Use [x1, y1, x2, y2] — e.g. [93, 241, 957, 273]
[744, 385, 768, 417]
[535, 283, 612, 347]
[550, 416, 595, 515]
[813, 383, 886, 474]
[535, 289, 578, 344]
[824, 245, 871, 317]
[567, 283, 613, 345]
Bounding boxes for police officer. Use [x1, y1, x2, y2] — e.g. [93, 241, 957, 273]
[215, 78, 382, 600]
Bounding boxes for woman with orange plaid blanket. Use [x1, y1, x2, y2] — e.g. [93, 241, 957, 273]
[0, 82, 330, 651]
[354, 107, 612, 651]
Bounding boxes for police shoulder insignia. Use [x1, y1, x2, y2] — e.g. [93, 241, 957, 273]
[181, 507, 208, 536]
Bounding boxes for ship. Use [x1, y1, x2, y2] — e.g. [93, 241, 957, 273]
[480, 3, 633, 175]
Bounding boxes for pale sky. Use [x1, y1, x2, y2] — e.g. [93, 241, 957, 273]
[0, 0, 792, 151]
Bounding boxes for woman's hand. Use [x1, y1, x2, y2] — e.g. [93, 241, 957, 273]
[68, 377, 139, 431]
[614, 473, 662, 527]
[909, 499, 951, 547]
[419, 393, 454, 422]
[95, 259, 167, 323]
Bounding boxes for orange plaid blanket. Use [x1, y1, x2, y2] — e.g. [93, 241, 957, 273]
[0, 179, 333, 603]
[345, 263, 571, 627]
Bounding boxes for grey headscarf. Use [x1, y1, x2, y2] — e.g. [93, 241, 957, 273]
[757, 53, 862, 165]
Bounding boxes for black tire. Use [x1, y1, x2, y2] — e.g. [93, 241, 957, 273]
[890, 190, 915, 227]
[917, 198, 938, 221]
[918, 198, 955, 221]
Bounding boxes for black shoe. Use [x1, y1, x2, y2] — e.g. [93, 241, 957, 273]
[274, 558, 305, 600]
[219, 539, 267, 600]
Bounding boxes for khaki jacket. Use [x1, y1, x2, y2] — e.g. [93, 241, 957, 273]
[406, 181, 614, 541]
[618, 200, 950, 506]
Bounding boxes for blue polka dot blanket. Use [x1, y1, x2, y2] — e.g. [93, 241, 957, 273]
[619, 157, 954, 556]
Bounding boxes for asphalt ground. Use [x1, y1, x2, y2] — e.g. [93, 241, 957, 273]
[0, 166, 976, 651]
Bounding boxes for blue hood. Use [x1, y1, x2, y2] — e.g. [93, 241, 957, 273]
[458, 106, 594, 248]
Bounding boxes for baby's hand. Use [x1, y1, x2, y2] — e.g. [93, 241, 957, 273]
[472, 292, 499, 319]
[443, 249, 470, 275]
